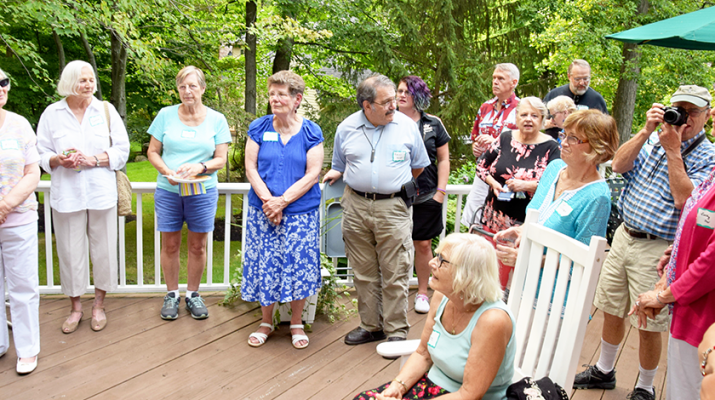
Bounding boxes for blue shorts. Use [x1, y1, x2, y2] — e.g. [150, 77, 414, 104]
[155, 187, 218, 233]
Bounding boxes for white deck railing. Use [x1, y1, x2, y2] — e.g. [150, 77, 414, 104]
[34, 181, 473, 294]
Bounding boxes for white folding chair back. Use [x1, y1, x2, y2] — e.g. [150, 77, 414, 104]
[507, 209, 607, 391]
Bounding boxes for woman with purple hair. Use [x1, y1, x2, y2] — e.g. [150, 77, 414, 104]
[397, 76, 451, 314]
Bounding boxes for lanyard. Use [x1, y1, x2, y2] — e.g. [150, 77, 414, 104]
[361, 126, 384, 163]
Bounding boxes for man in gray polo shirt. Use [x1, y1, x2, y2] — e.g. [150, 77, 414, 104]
[324, 75, 430, 345]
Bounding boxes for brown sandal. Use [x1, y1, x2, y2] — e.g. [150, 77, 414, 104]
[62, 310, 83, 334]
[91, 306, 107, 332]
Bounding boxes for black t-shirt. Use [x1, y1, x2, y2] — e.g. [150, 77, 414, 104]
[544, 85, 608, 114]
[415, 111, 451, 203]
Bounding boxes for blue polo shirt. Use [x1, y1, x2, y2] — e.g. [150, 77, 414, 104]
[247, 115, 323, 214]
[332, 110, 430, 194]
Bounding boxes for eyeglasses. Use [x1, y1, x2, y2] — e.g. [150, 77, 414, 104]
[684, 107, 710, 117]
[558, 132, 588, 145]
[435, 254, 451, 268]
[0, 78, 9, 88]
[373, 98, 397, 107]
[396, 89, 411, 96]
[572, 77, 590, 83]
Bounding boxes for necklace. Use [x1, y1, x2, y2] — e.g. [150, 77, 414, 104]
[448, 301, 475, 335]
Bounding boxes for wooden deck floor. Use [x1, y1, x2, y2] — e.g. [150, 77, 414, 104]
[1, 291, 667, 399]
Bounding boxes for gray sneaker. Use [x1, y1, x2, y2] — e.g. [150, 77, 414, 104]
[161, 292, 180, 320]
[185, 292, 209, 319]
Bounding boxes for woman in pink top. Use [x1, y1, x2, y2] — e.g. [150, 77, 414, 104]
[0, 67, 42, 375]
[630, 160, 715, 400]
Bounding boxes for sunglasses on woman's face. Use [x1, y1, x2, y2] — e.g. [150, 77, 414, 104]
[0, 78, 9, 88]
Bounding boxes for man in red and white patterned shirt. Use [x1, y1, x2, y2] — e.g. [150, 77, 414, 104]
[461, 63, 520, 228]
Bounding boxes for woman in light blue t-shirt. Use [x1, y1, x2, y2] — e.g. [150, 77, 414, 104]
[147, 66, 231, 321]
[354, 233, 516, 400]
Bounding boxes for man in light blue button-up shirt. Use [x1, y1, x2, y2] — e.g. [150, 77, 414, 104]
[324, 75, 430, 346]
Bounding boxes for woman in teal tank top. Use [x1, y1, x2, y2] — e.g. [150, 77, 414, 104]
[353, 233, 516, 400]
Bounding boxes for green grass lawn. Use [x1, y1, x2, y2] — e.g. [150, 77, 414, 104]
[37, 161, 243, 289]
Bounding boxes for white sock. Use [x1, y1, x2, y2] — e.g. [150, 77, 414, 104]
[169, 290, 180, 299]
[185, 290, 196, 299]
[595, 339, 619, 373]
[635, 365, 657, 394]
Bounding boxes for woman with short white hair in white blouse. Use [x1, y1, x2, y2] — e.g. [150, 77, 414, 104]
[37, 60, 130, 334]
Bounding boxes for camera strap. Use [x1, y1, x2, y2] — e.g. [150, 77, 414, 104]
[681, 133, 706, 170]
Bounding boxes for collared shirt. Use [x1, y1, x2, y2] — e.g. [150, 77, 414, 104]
[415, 111, 451, 201]
[619, 130, 715, 240]
[37, 97, 130, 213]
[332, 110, 430, 194]
[470, 93, 520, 141]
[543, 85, 608, 114]
[0, 111, 40, 227]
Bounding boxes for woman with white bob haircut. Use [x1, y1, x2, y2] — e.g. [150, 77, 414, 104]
[353, 233, 516, 400]
[0, 67, 42, 374]
[37, 60, 130, 334]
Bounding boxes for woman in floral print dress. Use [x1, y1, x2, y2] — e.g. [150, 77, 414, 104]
[476, 97, 560, 288]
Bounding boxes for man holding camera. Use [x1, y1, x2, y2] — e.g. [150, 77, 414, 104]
[323, 75, 429, 345]
[574, 85, 715, 399]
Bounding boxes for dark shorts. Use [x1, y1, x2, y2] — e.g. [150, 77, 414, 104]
[412, 198, 445, 241]
[155, 187, 218, 233]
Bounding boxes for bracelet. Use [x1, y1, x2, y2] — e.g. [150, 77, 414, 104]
[703, 346, 715, 376]
[281, 195, 289, 204]
[392, 378, 407, 392]
[436, 188, 447, 194]
[200, 162, 207, 174]
[94, 156, 100, 167]
[656, 291, 666, 306]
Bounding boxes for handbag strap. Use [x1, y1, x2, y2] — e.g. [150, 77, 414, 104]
[103, 101, 112, 147]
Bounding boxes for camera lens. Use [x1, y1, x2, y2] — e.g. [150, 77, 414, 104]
[662, 106, 689, 126]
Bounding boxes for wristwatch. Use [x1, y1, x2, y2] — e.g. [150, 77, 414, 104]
[94, 156, 100, 167]
[200, 162, 207, 174]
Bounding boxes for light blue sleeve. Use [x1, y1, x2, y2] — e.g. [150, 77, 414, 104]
[410, 123, 430, 169]
[573, 189, 611, 245]
[527, 160, 563, 212]
[331, 124, 346, 173]
[213, 112, 232, 145]
[148, 108, 167, 142]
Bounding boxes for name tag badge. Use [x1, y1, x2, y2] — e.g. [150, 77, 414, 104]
[428, 330, 440, 348]
[89, 115, 104, 127]
[181, 130, 196, 139]
[556, 201, 573, 217]
[697, 208, 715, 229]
[392, 150, 407, 162]
[576, 105, 589, 111]
[0, 139, 19, 150]
[263, 131, 278, 142]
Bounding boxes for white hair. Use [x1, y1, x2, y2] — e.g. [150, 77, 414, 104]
[57, 60, 96, 97]
[495, 63, 520, 84]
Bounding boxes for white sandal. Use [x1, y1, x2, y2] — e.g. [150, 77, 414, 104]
[248, 323, 274, 347]
[290, 324, 309, 349]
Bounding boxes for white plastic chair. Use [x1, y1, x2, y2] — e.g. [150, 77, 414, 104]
[377, 209, 608, 392]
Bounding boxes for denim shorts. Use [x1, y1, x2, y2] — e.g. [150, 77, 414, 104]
[155, 187, 218, 233]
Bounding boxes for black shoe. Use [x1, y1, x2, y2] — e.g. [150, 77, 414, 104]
[344, 327, 386, 345]
[573, 364, 616, 390]
[382, 336, 406, 359]
[160, 292, 180, 320]
[627, 387, 655, 400]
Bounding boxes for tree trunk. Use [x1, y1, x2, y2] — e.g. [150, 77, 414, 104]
[266, 37, 294, 114]
[80, 31, 102, 100]
[612, 0, 649, 145]
[245, 0, 257, 115]
[110, 28, 127, 122]
[52, 30, 65, 76]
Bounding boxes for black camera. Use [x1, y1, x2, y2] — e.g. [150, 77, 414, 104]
[662, 106, 689, 126]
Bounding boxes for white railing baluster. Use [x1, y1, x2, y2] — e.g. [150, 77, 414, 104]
[33, 181, 472, 293]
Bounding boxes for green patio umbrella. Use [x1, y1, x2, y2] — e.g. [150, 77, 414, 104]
[606, 6, 715, 50]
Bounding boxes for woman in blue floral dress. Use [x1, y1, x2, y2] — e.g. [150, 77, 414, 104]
[242, 71, 324, 349]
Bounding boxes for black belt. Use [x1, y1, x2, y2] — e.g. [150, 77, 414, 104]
[351, 188, 399, 200]
[623, 224, 659, 240]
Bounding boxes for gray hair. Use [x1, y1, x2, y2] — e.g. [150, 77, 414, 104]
[356, 75, 396, 109]
[176, 65, 206, 89]
[547, 95, 576, 114]
[517, 96, 548, 130]
[568, 59, 591, 75]
[58, 60, 96, 97]
[495, 63, 520, 84]
[0, 68, 9, 90]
